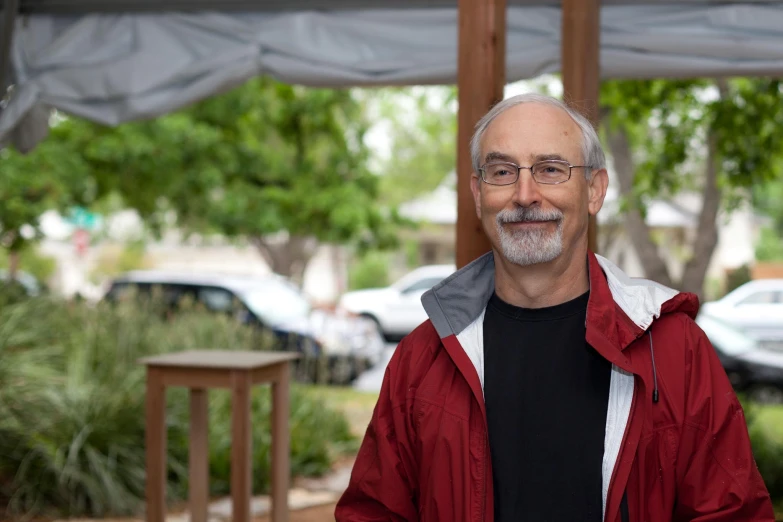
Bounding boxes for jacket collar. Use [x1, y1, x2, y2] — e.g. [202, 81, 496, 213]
[422, 250, 694, 349]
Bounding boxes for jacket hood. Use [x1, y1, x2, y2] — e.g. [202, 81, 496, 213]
[421, 251, 699, 344]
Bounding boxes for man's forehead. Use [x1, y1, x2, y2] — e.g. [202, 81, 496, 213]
[480, 103, 582, 160]
[484, 103, 580, 136]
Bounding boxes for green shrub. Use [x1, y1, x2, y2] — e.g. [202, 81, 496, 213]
[0, 246, 57, 286]
[756, 227, 783, 262]
[348, 250, 390, 290]
[0, 280, 32, 308]
[0, 297, 355, 519]
[745, 400, 783, 504]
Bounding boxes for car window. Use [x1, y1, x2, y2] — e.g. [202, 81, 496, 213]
[737, 291, 779, 305]
[241, 279, 311, 326]
[153, 284, 189, 307]
[401, 277, 445, 294]
[197, 287, 235, 312]
[696, 313, 756, 356]
[107, 282, 151, 300]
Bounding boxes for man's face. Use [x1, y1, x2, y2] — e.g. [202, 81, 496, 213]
[470, 102, 607, 267]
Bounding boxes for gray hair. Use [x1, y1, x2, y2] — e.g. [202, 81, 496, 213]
[469, 93, 606, 178]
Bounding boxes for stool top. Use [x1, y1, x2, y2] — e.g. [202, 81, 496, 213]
[139, 350, 300, 370]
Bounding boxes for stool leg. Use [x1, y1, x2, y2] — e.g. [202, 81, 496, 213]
[231, 371, 253, 522]
[145, 368, 167, 522]
[189, 388, 209, 522]
[271, 363, 290, 522]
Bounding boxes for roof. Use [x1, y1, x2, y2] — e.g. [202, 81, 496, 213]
[111, 269, 291, 294]
[4, 2, 783, 152]
[1, 0, 760, 14]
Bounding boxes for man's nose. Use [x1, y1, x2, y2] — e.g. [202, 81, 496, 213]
[511, 169, 543, 208]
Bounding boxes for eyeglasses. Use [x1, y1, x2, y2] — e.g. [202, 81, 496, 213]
[478, 160, 593, 186]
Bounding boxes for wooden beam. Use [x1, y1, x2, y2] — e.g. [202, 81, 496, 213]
[455, 0, 506, 269]
[561, 0, 601, 253]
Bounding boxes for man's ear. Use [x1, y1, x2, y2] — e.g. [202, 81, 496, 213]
[470, 174, 482, 219]
[587, 168, 609, 216]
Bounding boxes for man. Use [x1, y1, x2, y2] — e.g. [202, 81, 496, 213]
[335, 93, 774, 521]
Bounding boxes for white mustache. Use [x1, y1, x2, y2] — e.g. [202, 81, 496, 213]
[496, 207, 564, 224]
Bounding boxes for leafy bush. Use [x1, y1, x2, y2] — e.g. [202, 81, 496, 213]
[0, 280, 32, 308]
[0, 297, 355, 519]
[348, 250, 390, 290]
[756, 227, 783, 262]
[745, 400, 783, 504]
[0, 246, 57, 285]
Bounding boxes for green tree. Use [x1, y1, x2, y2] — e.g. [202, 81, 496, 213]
[601, 78, 783, 298]
[374, 87, 457, 206]
[0, 140, 92, 278]
[32, 77, 400, 283]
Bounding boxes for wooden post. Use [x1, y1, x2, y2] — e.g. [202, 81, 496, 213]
[189, 389, 209, 522]
[270, 364, 291, 522]
[231, 371, 253, 522]
[562, 0, 601, 253]
[455, 0, 506, 269]
[145, 368, 167, 522]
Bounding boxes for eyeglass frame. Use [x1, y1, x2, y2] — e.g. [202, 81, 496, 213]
[477, 159, 594, 186]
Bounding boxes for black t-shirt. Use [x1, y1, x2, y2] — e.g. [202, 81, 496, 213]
[483, 290, 610, 522]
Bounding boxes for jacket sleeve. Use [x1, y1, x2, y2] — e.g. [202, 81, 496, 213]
[335, 346, 418, 521]
[673, 317, 775, 521]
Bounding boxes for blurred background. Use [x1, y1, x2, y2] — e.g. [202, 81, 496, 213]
[2, 2, 783, 521]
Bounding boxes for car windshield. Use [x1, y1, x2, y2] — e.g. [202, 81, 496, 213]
[696, 313, 757, 356]
[241, 279, 311, 326]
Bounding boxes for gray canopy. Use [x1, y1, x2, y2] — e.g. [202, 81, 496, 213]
[2, 1, 783, 151]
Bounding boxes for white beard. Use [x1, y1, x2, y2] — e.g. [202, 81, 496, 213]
[495, 207, 564, 266]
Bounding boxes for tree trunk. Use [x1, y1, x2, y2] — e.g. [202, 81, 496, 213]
[7, 250, 20, 279]
[679, 134, 721, 300]
[605, 118, 675, 288]
[249, 235, 319, 285]
[678, 78, 729, 300]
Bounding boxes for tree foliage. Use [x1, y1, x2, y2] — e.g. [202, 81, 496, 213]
[0, 134, 93, 276]
[3, 77, 402, 281]
[600, 78, 783, 296]
[374, 86, 457, 206]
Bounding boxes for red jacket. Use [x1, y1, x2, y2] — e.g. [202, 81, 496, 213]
[335, 252, 774, 522]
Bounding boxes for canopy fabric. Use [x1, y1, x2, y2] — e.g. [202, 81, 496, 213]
[2, 3, 783, 151]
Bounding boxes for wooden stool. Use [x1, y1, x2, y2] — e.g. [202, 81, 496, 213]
[139, 350, 300, 522]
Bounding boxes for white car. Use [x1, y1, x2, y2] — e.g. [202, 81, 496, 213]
[700, 279, 783, 348]
[339, 264, 455, 341]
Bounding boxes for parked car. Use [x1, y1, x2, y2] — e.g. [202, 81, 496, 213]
[104, 270, 385, 384]
[700, 279, 783, 348]
[338, 264, 455, 341]
[696, 312, 783, 403]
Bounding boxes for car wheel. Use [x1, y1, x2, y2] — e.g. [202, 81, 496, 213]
[360, 314, 391, 343]
[328, 356, 356, 386]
